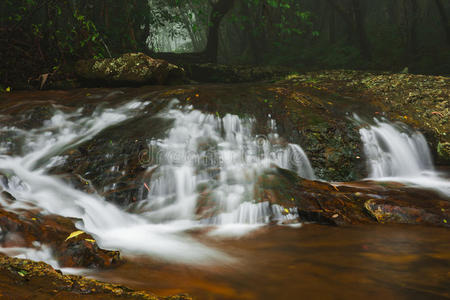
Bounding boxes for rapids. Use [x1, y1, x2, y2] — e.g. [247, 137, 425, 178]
[0, 92, 447, 284]
[0, 99, 313, 264]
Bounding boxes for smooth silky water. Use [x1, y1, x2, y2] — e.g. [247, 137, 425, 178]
[0, 98, 313, 266]
[355, 114, 450, 196]
[0, 98, 448, 299]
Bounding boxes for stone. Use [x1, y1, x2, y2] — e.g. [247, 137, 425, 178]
[0, 208, 122, 268]
[258, 167, 450, 227]
[75, 53, 185, 85]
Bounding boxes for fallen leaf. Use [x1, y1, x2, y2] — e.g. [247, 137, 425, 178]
[65, 230, 84, 241]
[85, 239, 96, 243]
[144, 182, 151, 192]
[39, 73, 49, 90]
[332, 214, 339, 218]
[284, 208, 290, 213]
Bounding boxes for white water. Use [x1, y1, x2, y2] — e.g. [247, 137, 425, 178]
[358, 117, 450, 197]
[0, 99, 313, 265]
[136, 105, 312, 232]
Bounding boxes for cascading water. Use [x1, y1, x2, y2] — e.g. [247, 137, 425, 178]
[357, 116, 450, 197]
[132, 104, 314, 235]
[0, 98, 315, 265]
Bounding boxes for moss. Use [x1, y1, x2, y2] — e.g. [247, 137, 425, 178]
[0, 255, 191, 299]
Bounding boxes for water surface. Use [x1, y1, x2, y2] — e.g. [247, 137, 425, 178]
[92, 224, 450, 300]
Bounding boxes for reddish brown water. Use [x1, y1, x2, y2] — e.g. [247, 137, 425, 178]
[90, 224, 450, 299]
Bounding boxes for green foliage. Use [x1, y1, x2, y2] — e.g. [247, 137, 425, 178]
[1, 0, 106, 61]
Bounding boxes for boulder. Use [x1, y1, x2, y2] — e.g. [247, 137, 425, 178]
[258, 167, 450, 227]
[75, 53, 185, 85]
[0, 208, 122, 268]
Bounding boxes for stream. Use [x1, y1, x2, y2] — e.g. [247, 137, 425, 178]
[0, 85, 449, 299]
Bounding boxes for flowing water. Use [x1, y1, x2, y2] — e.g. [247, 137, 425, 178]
[0, 94, 449, 299]
[91, 225, 450, 300]
[0, 99, 313, 265]
[356, 115, 450, 197]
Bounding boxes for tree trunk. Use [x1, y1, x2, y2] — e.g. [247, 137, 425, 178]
[409, 0, 419, 56]
[329, 7, 336, 44]
[203, 0, 235, 62]
[434, 0, 450, 45]
[324, 0, 354, 42]
[240, 1, 261, 64]
[351, 0, 372, 60]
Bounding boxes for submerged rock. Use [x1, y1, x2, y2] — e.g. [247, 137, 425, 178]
[75, 53, 185, 86]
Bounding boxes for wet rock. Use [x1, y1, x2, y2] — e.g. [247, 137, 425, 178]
[259, 167, 450, 227]
[278, 70, 450, 164]
[0, 191, 15, 204]
[0, 254, 191, 299]
[364, 199, 447, 225]
[75, 53, 185, 86]
[0, 208, 122, 268]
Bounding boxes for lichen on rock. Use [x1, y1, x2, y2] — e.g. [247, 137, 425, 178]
[75, 53, 185, 86]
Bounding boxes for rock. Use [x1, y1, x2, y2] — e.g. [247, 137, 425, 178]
[364, 199, 447, 225]
[0, 208, 122, 268]
[0, 254, 192, 299]
[0, 191, 15, 204]
[75, 53, 185, 86]
[258, 167, 450, 227]
[437, 142, 450, 163]
[278, 70, 450, 164]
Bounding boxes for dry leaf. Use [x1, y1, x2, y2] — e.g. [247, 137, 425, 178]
[65, 230, 85, 241]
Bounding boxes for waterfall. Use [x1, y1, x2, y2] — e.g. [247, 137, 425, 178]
[357, 116, 449, 197]
[135, 105, 314, 234]
[0, 99, 314, 264]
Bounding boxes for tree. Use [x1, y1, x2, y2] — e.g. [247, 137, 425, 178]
[434, 0, 450, 45]
[324, 0, 372, 60]
[203, 0, 236, 62]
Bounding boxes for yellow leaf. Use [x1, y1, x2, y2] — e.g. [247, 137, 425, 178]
[6, 87, 11, 92]
[444, 219, 447, 224]
[284, 208, 290, 213]
[65, 230, 84, 241]
[84, 239, 96, 243]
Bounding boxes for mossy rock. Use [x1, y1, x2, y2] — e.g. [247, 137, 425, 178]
[75, 53, 185, 86]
